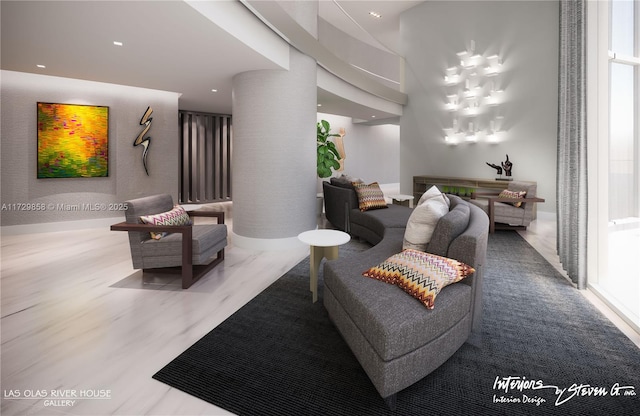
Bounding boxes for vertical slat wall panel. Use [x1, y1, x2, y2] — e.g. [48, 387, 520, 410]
[179, 111, 232, 203]
[191, 116, 199, 200]
[220, 119, 227, 198]
[214, 116, 221, 199]
[205, 116, 213, 201]
[225, 120, 232, 197]
[198, 116, 206, 200]
[181, 113, 190, 201]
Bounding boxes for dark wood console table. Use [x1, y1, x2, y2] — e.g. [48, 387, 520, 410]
[413, 175, 537, 200]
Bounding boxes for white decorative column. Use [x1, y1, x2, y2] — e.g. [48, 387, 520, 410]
[232, 46, 317, 249]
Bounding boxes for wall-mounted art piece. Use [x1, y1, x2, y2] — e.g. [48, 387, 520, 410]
[442, 40, 506, 145]
[37, 102, 109, 178]
[133, 106, 153, 175]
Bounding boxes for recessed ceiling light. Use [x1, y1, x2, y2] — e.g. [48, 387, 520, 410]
[36, 64, 46, 68]
[211, 89, 218, 93]
[369, 11, 382, 19]
[371, 115, 376, 118]
[317, 104, 322, 107]
[113, 41, 123, 46]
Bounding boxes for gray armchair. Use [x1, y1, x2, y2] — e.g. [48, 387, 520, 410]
[111, 194, 227, 288]
[469, 182, 544, 233]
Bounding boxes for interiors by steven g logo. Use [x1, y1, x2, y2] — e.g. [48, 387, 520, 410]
[492, 376, 636, 407]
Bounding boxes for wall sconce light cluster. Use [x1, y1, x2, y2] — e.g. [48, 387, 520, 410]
[443, 40, 506, 145]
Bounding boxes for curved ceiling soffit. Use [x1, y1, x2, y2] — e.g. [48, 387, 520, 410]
[241, 0, 408, 106]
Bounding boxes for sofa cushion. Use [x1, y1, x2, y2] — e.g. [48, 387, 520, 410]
[350, 204, 412, 242]
[363, 249, 475, 309]
[403, 186, 450, 251]
[353, 182, 388, 212]
[324, 232, 472, 361]
[140, 224, 227, 257]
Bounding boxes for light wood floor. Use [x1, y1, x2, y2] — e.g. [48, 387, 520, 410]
[1, 206, 638, 416]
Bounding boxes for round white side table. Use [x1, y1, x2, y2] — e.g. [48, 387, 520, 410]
[298, 229, 350, 303]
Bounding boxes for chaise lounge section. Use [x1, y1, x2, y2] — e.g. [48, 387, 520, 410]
[322, 180, 489, 408]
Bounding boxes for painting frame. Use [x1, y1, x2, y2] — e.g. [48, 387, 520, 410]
[37, 102, 109, 178]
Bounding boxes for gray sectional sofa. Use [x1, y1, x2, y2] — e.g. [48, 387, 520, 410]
[322, 180, 489, 408]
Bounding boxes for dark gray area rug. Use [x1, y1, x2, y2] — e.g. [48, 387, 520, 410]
[153, 232, 640, 415]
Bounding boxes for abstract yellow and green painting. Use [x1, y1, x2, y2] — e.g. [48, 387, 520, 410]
[37, 102, 109, 178]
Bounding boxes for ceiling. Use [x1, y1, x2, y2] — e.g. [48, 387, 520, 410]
[318, 0, 423, 54]
[1, 0, 423, 120]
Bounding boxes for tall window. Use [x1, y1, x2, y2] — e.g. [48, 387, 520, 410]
[609, 0, 639, 220]
[591, 0, 640, 331]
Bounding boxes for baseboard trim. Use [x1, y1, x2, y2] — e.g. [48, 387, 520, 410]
[232, 232, 307, 251]
[1, 217, 121, 236]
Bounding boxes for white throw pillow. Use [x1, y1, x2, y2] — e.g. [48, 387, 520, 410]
[403, 186, 450, 251]
[416, 185, 447, 206]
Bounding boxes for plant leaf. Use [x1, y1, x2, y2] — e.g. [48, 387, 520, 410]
[318, 166, 331, 178]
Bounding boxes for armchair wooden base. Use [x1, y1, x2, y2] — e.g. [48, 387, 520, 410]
[111, 209, 226, 289]
[140, 250, 224, 289]
[492, 223, 527, 233]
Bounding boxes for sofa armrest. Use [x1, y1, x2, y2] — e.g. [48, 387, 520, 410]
[110, 222, 192, 234]
[486, 196, 545, 204]
[323, 182, 358, 232]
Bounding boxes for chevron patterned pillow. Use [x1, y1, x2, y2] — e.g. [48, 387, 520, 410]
[363, 249, 475, 309]
[140, 205, 192, 240]
[352, 181, 388, 212]
[498, 189, 526, 207]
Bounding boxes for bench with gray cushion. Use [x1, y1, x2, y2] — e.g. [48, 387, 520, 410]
[323, 195, 488, 409]
[469, 181, 544, 233]
[111, 194, 227, 289]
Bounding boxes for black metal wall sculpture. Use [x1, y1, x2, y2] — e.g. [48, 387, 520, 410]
[133, 106, 153, 175]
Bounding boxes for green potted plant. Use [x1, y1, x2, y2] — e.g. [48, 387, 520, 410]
[316, 120, 342, 178]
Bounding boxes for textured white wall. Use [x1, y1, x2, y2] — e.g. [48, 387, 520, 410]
[400, 1, 559, 212]
[316, 113, 400, 185]
[1, 71, 180, 226]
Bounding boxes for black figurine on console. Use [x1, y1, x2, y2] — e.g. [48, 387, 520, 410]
[486, 162, 502, 175]
[501, 154, 512, 177]
[486, 154, 513, 181]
